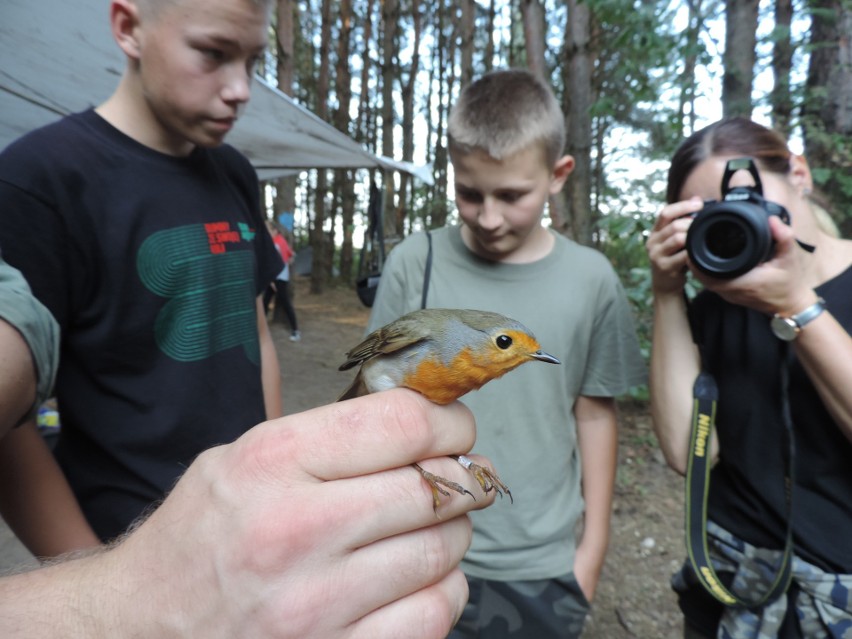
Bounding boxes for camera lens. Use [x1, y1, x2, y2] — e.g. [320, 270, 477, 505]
[704, 220, 747, 260]
[684, 162, 792, 279]
[685, 203, 772, 279]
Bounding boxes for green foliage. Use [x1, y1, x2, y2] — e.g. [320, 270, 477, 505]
[583, 0, 683, 128]
[597, 211, 654, 363]
[800, 113, 852, 234]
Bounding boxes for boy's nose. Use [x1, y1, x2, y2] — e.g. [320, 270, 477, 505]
[478, 199, 503, 230]
[222, 66, 252, 105]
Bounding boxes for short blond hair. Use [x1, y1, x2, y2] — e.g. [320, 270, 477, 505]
[448, 69, 566, 167]
[136, 0, 273, 20]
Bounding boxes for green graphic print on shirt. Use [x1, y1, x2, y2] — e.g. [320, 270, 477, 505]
[137, 222, 261, 364]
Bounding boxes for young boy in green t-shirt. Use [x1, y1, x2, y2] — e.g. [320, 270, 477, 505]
[368, 68, 646, 638]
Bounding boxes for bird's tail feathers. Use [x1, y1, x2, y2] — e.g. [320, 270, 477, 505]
[337, 373, 369, 402]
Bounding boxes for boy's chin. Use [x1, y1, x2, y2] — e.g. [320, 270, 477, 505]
[193, 133, 228, 149]
[187, 123, 234, 149]
[460, 226, 512, 260]
[470, 237, 518, 261]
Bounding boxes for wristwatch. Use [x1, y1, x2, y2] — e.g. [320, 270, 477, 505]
[770, 297, 826, 341]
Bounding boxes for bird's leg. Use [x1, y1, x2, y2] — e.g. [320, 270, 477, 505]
[455, 455, 513, 504]
[412, 462, 475, 513]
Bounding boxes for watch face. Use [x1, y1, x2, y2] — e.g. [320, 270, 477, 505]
[771, 316, 798, 341]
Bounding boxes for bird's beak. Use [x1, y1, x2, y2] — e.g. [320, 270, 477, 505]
[532, 350, 560, 365]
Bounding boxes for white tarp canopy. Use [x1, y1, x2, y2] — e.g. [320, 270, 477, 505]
[0, 0, 433, 184]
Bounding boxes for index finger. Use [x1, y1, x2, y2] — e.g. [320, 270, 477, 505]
[245, 389, 477, 482]
[653, 197, 703, 232]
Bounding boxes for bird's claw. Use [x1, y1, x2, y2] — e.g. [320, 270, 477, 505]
[413, 462, 476, 514]
[456, 456, 513, 504]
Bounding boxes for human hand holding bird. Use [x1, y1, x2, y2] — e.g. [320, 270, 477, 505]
[339, 308, 560, 511]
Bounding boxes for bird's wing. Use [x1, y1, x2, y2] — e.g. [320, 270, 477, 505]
[338, 315, 434, 371]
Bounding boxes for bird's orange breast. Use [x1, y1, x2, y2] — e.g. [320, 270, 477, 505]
[401, 347, 498, 405]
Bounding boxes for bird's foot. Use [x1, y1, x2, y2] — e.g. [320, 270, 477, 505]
[413, 462, 475, 514]
[455, 455, 513, 504]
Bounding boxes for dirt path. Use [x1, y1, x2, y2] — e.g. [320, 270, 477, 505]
[273, 278, 687, 638]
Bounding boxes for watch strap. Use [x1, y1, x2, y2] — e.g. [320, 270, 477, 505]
[789, 297, 826, 329]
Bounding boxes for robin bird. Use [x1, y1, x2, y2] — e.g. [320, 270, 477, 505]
[338, 308, 560, 511]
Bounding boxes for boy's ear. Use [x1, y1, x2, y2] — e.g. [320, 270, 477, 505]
[549, 155, 575, 194]
[110, 0, 143, 61]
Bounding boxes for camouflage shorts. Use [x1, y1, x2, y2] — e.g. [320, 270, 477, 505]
[672, 520, 852, 639]
[448, 573, 590, 639]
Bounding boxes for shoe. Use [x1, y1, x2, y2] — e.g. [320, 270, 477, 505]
[289, 331, 301, 342]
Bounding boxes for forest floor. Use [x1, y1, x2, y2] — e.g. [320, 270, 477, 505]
[274, 277, 687, 638]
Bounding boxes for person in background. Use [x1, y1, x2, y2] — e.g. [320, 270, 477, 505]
[0, 0, 283, 551]
[367, 68, 646, 638]
[0, 256, 101, 555]
[264, 220, 301, 341]
[0, 254, 57, 437]
[646, 117, 852, 637]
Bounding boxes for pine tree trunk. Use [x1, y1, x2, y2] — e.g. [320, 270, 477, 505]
[722, 0, 759, 118]
[484, 0, 496, 72]
[679, 0, 704, 137]
[356, 0, 376, 147]
[381, 0, 400, 242]
[460, 0, 475, 88]
[521, 0, 567, 232]
[334, 0, 355, 283]
[771, 0, 794, 135]
[398, 0, 422, 235]
[310, 0, 333, 294]
[564, 0, 594, 245]
[273, 0, 297, 229]
[521, 0, 546, 79]
[803, 0, 852, 235]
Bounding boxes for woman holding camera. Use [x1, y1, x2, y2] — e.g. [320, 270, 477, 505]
[646, 117, 852, 638]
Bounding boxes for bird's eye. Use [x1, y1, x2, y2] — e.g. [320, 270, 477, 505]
[496, 334, 513, 350]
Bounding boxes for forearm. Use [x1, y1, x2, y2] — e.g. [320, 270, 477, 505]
[0, 550, 110, 637]
[573, 397, 618, 599]
[649, 291, 706, 474]
[795, 309, 852, 440]
[0, 546, 136, 639]
[0, 318, 39, 437]
[256, 298, 282, 419]
[0, 420, 99, 557]
[576, 401, 617, 554]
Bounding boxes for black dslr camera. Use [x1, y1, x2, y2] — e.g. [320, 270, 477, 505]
[685, 158, 791, 279]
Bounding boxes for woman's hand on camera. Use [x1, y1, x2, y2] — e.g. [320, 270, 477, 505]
[646, 197, 703, 295]
[694, 215, 816, 316]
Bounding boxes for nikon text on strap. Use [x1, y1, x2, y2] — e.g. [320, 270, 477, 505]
[685, 354, 796, 609]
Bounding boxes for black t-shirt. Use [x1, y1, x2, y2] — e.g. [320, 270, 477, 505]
[689, 265, 852, 573]
[0, 110, 282, 539]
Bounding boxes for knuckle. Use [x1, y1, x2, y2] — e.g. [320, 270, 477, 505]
[409, 589, 459, 639]
[408, 517, 470, 582]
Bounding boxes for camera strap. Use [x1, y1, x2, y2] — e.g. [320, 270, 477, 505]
[797, 239, 816, 253]
[685, 347, 796, 609]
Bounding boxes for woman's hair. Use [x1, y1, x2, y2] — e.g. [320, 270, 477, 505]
[667, 117, 839, 236]
[447, 69, 566, 167]
[666, 118, 792, 204]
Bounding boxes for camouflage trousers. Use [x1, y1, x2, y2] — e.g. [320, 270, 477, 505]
[447, 572, 590, 638]
[672, 520, 852, 638]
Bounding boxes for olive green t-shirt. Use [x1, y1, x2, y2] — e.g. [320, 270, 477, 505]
[368, 225, 646, 580]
